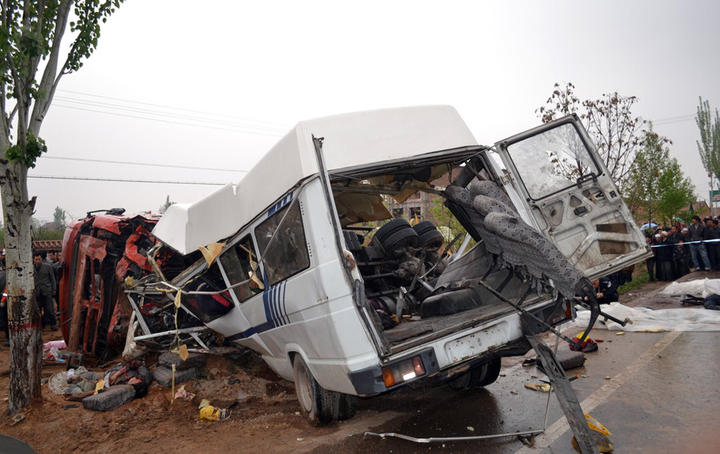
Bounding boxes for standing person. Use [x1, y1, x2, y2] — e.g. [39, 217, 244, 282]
[703, 218, 719, 270]
[34, 252, 57, 331]
[688, 216, 711, 271]
[656, 231, 674, 281]
[646, 235, 658, 282]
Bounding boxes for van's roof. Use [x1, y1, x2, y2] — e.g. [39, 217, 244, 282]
[152, 105, 478, 254]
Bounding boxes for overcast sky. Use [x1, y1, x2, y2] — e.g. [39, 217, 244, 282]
[26, 0, 720, 222]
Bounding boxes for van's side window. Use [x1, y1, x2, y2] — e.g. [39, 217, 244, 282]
[219, 235, 264, 303]
[255, 201, 310, 285]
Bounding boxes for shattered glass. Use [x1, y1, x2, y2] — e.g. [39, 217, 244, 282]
[508, 123, 597, 200]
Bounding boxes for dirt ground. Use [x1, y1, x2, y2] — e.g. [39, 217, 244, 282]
[0, 270, 717, 454]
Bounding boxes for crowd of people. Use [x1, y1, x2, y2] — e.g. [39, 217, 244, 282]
[645, 215, 720, 281]
[0, 250, 61, 348]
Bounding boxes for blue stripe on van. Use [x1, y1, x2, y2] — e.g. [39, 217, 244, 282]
[267, 192, 293, 217]
[281, 280, 289, 324]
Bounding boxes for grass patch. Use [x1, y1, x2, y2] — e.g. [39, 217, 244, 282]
[618, 269, 650, 294]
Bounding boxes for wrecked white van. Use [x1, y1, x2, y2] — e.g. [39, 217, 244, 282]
[141, 106, 649, 424]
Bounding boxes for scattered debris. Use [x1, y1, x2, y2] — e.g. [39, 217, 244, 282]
[174, 385, 195, 402]
[572, 414, 614, 453]
[615, 332, 624, 336]
[153, 365, 198, 387]
[572, 431, 614, 453]
[82, 385, 136, 412]
[537, 350, 586, 373]
[198, 399, 229, 421]
[466, 426, 475, 432]
[524, 383, 551, 393]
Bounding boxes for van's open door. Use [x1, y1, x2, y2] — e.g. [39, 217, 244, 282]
[494, 114, 651, 279]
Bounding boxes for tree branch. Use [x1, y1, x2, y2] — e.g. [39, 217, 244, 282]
[28, 0, 72, 136]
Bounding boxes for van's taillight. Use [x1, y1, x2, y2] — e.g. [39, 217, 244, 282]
[382, 355, 426, 388]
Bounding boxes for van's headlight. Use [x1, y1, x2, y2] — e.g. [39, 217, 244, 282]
[381, 356, 426, 388]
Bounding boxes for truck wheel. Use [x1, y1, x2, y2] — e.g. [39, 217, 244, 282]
[449, 358, 502, 390]
[292, 355, 356, 425]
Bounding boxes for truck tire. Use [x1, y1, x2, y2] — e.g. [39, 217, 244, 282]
[292, 355, 356, 425]
[380, 227, 419, 254]
[448, 358, 502, 390]
[375, 218, 412, 244]
[412, 220, 436, 236]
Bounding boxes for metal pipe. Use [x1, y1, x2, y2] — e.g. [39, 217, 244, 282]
[364, 428, 544, 443]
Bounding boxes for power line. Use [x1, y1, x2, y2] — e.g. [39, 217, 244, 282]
[57, 88, 289, 129]
[53, 103, 285, 136]
[40, 155, 249, 173]
[54, 95, 288, 133]
[28, 175, 226, 185]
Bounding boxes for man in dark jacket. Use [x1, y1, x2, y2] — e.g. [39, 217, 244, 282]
[704, 217, 720, 270]
[34, 252, 57, 330]
[656, 231, 674, 281]
[689, 216, 711, 271]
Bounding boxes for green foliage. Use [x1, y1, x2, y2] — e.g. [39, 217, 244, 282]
[67, 1, 124, 72]
[52, 206, 68, 227]
[626, 125, 694, 224]
[617, 269, 649, 295]
[656, 160, 695, 224]
[5, 134, 47, 167]
[696, 96, 720, 180]
[430, 197, 467, 241]
[1, 0, 125, 166]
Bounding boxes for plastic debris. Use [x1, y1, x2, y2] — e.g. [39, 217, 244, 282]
[524, 383, 551, 393]
[198, 399, 229, 421]
[174, 385, 195, 401]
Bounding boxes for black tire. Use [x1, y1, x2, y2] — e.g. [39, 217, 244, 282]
[375, 218, 412, 244]
[381, 227, 418, 254]
[292, 355, 356, 425]
[412, 220, 436, 236]
[448, 358, 502, 390]
[418, 229, 444, 249]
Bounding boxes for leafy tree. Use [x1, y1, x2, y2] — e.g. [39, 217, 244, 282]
[159, 195, 174, 214]
[536, 82, 669, 191]
[696, 97, 720, 181]
[626, 125, 694, 225]
[53, 205, 68, 227]
[656, 159, 695, 225]
[0, 0, 124, 415]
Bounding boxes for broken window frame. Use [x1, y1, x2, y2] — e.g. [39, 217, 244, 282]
[217, 234, 264, 304]
[254, 200, 311, 286]
[503, 121, 601, 202]
[180, 261, 235, 323]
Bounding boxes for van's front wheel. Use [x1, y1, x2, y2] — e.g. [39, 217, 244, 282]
[292, 355, 357, 425]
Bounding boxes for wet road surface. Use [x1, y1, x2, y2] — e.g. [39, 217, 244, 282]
[309, 329, 720, 453]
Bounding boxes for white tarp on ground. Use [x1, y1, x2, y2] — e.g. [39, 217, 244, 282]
[573, 302, 720, 332]
[658, 278, 720, 298]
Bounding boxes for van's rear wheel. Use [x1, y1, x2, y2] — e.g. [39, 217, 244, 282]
[448, 358, 502, 390]
[292, 355, 356, 425]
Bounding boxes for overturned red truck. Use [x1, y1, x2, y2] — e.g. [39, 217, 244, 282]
[59, 209, 194, 361]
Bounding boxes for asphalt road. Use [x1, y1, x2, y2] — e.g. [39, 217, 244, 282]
[307, 328, 719, 454]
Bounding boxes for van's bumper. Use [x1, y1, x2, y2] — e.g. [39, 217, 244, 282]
[347, 299, 568, 396]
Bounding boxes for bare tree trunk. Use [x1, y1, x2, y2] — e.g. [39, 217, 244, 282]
[0, 160, 42, 414]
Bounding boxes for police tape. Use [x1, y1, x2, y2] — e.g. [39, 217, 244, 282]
[649, 238, 720, 248]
